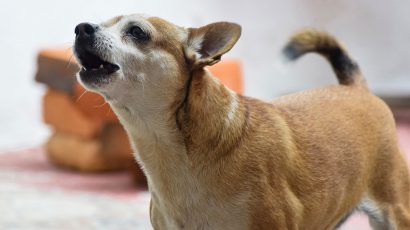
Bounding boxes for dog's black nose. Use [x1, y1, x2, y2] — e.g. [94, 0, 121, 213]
[75, 23, 98, 37]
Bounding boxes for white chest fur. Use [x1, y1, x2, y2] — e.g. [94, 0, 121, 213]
[119, 121, 250, 230]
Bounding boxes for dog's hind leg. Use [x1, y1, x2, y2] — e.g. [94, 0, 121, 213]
[358, 197, 410, 230]
[357, 197, 394, 230]
[364, 148, 410, 230]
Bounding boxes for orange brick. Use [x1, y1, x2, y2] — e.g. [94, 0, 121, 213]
[46, 132, 107, 171]
[73, 83, 119, 122]
[99, 123, 133, 161]
[46, 131, 129, 172]
[207, 59, 244, 94]
[35, 48, 78, 94]
[43, 89, 103, 138]
[45, 124, 136, 172]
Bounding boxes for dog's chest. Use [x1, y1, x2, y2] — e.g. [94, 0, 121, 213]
[150, 183, 250, 230]
[125, 125, 250, 229]
[144, 154, 250, 229]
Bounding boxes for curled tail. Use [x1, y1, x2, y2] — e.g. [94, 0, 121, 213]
[283, 29, 366, 86]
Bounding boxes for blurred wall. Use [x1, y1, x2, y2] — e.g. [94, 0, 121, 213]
[0, 0, 409, 149]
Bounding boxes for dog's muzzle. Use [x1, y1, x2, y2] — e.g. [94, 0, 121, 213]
[74, 23, 119, 85]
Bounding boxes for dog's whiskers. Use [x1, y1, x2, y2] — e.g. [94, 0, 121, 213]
[93, 101, 108, 108]
[67, 54, 75, 69]
[106, 107, 114, 117]
[62, 45, 76, 69]
[75, 89, 89, 103]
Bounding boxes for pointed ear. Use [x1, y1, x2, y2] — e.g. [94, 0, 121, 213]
[185, 22, 241, 69]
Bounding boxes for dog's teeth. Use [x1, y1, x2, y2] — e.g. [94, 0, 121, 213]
[82, 67, 87, 71]
[99, 64, 104, 69]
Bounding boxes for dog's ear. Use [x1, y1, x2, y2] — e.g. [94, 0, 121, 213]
[185, 22, 241, 69]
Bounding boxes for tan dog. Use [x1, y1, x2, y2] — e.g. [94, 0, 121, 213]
[73, 14, 410, 230]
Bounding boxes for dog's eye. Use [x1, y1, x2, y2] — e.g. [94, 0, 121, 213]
[128, 26, 149, 41]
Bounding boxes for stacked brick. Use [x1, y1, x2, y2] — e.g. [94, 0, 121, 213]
[35, 48, 243, 186]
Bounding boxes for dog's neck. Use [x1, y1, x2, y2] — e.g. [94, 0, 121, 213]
[177, 69, 248, 163]
[111, 68, 246, 181]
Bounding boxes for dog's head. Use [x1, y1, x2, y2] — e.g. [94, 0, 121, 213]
[73, 14, 241, 121]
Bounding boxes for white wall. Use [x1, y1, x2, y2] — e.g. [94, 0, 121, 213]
[0, 0, 409, 150]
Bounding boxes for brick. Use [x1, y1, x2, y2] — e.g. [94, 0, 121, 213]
[35, 48, 78, 94]
[43, 89, 103, 138]
[99, 123, 134, 161]
[73, 83, 118, 122]
[45, 125, 136, 172]
[208, 59, 244, 94]
[46, 132, 108, 171]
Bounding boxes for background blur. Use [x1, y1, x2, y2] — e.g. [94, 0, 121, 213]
[0, 0, 409, 151]
[0, 1, 409, 229]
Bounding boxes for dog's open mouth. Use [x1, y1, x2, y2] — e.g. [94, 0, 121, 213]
[77, 50, 120, 80]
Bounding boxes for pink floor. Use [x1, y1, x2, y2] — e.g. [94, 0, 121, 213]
[0, 148, 143, 199]
[0, 119, 409, 229]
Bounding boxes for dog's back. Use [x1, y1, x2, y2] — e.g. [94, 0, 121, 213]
[267, 30, 410, 229]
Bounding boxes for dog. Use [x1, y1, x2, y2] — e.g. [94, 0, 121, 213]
[73, 14, 410, 230]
